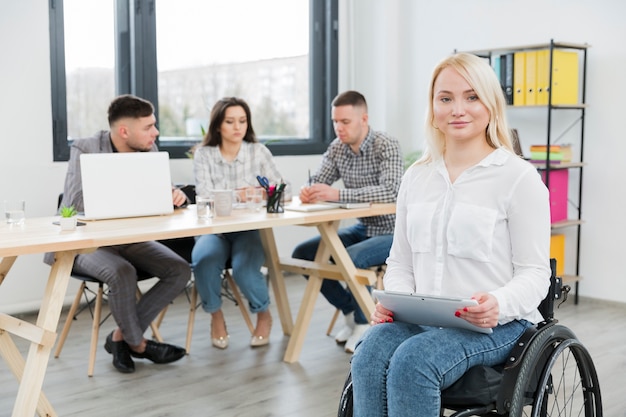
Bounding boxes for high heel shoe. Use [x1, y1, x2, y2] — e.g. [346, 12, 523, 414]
[211, 315, 229, 350]
[212, 334, 229, 350]
[250, 334, 269, 347]
[250, 311, 272, 347]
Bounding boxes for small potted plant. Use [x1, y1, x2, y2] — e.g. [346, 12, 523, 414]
[59, 205, 78, 231]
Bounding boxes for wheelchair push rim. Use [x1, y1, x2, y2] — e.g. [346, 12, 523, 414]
[531, 338, 602, 417]
[507, 325, 602, 417]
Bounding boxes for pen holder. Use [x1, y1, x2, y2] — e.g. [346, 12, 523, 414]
[266, 190, 284, 213]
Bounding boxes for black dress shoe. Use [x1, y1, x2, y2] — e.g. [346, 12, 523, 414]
[130, 340, 186, 364]
[104, 332, 135, 373]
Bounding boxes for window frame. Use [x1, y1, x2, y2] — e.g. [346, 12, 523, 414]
[49, 0, 338, 161]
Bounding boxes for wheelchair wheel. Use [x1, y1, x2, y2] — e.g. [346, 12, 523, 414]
[531, 338, 602, 416]
[508, 324, 602, 416]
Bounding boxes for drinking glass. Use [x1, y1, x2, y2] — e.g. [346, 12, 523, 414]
[246, 187, 264, 211]
[196, 195, 215, 220]
[4, 200, 25, 225]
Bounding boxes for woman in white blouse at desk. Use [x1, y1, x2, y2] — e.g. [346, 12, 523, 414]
[192, 97, 282, 349]
[350, 53, 552, 416]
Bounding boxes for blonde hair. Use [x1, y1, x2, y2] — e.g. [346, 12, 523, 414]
[416, 52, 514, 165]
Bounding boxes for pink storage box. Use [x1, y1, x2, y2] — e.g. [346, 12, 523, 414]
[541, 170, 568, 223]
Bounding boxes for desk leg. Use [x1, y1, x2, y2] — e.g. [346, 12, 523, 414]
[317, 222, 375, 319]
[259, 228, 293, 335]
[0, 256, 17, 285]
[283, 229, 334, 363]
[0, 329, 54, 416]
[12, 250, 78, 417]
[282, 274, 323, 363]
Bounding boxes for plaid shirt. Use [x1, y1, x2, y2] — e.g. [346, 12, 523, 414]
[193, 141, 283, 195]
[312, 128, 403, 236]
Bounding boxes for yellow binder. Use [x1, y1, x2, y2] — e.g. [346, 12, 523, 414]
[536, 49, 550, 105]
[513, 52, 526, 106]
[551, 50, 579, 105]
[524, 51, 537, 106]
[550, 234, 565, 276]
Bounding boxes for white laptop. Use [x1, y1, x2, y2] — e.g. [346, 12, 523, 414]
[79, 152, 174, 220]
[372, 289, 492, 334]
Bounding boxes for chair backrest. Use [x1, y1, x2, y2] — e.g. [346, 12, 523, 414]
[178, 184, 196, 204]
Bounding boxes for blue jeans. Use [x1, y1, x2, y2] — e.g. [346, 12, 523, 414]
[191, 230, 269, 314]
[291, 223, 393, 325]
[350, 320, 532, 416]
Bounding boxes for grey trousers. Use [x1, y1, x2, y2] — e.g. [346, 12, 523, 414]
[72, 241, 190, 346]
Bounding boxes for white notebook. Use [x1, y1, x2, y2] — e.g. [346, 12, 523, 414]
[372, 289, 492, 334]
[79, 152, 174, 220]
[322, 200, 371, 209]
[285, 200, 371, 212]
[284, 202, 339, 212]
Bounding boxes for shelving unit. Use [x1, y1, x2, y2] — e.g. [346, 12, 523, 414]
[464, 40, 590, 303]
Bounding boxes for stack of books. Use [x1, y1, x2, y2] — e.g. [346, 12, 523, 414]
[529, 144, 572, 164]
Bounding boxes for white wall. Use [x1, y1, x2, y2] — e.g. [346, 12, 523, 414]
[1, 0, 625, 313]
[0, 1, 69, 313]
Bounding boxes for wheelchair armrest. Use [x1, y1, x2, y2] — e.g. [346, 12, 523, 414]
[503, 319, 556, 371]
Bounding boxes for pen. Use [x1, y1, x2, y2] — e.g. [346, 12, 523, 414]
[308, 169, 312, 187]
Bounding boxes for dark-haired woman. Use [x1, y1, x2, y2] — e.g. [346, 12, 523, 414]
[192, 97, 282, 349]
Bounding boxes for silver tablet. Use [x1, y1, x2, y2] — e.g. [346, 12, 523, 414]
[372, 289, 492, 334]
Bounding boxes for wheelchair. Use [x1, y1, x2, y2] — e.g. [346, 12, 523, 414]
[337, 259, 602, 416]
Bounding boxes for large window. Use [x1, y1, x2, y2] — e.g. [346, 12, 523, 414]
[49, 0, 338, 161]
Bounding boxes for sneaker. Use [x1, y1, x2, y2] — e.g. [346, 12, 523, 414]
[334, 312, 356, 344]
[344, 323, 370, 354]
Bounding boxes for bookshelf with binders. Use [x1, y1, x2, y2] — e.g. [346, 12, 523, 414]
[463, 40, 590, 303]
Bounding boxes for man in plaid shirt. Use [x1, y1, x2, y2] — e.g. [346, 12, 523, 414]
[292, 90, 403, 353]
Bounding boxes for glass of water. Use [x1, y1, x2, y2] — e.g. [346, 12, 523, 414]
[246, 187, 264, 211]
[4, 200, 25, 225]
[196, 195, 214, 220]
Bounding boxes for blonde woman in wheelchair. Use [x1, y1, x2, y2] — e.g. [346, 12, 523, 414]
[350, 53, 552, 416]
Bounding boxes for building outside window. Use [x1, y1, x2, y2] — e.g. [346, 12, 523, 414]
[50, 0, 337, 161]
[62, 0, 116, 143]
[156, 0, 309, 143]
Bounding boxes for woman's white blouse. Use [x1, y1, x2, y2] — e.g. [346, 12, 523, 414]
[384, 148, 552, 324]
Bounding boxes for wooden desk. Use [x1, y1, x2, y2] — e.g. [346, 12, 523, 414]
[0, 202, 394, 416]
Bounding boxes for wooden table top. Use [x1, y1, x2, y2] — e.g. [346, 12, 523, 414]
[0, 202, 396, 257]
